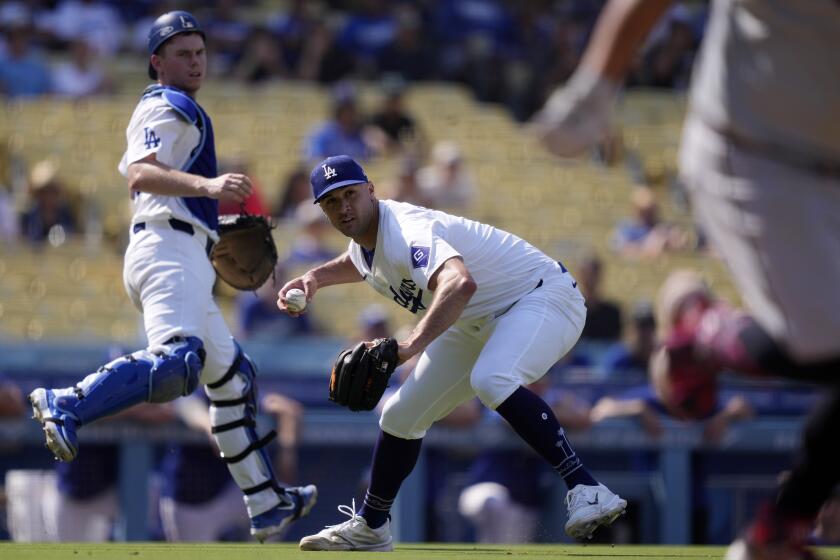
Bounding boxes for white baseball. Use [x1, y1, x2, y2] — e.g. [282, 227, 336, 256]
[285, 288, 307, 313]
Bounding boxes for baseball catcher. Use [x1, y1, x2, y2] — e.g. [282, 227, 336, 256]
[329, 338, 399, 412]
[211, 214, 278, 290]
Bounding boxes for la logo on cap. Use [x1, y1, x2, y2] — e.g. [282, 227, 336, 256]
[322, 164, 337, 179]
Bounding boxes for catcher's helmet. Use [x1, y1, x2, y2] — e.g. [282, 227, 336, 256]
[147, 11, 205, 80]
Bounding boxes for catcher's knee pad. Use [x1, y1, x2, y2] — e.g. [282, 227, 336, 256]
[58, 336, 205, 425]
[146, 336, 204, 402]
[204, 341, 282, 512]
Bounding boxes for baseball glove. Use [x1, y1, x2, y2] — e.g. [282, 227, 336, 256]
[329, 338, 399, 412]
[210, 214, 278, 291]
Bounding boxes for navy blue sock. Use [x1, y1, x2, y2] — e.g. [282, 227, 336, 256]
[495, 386, 598, 489]
[359, 431, 422, 529]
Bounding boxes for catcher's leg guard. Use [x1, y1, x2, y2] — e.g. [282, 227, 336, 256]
[203, 340, 314, 532]
[29, 337, 204, 461]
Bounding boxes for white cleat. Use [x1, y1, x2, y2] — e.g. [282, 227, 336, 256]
[299, 499, 394, 552]
[29, 388, 78, 462]
[250, 485, 319, 543]
[564, 483, 627, 540]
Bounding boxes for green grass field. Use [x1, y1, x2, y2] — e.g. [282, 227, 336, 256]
[1, 544, 838, 560]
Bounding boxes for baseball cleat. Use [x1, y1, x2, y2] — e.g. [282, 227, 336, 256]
[251, 484, 318, 543]
[564, 483, 627, 540]
[299, 499, 393, 551]
[29, 388, 79, 462]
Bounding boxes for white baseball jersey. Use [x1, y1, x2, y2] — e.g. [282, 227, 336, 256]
[118, 92, 217, 240]
[347, 200, 561, 323]
[689, 0, 840, 162]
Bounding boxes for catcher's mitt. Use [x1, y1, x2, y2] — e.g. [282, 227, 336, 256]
[211, 214, 278, 291]
[329, 338, 399, 412]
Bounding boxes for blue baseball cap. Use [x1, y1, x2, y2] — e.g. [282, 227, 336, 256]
[311, 155, 369, 203]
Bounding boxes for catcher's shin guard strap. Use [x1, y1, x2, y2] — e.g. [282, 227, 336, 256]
[210, 396, 249, 407]
[220, 429, 277, 464]
[243, 479, 278, 496]
[206, 342, 287, 517]
[206, 352, 244, 390]
[210, 417, 256, 434]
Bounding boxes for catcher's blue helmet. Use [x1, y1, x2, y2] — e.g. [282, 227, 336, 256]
[147, 11, 205, 79]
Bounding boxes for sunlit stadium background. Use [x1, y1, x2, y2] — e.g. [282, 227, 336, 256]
[0, 0, 824, 549]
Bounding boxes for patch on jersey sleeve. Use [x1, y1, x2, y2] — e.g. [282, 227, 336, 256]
[143, 127, 161, 149]
[410, 246, 429, 269]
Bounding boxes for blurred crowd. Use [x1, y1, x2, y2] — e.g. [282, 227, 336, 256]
[0, 0, 706, 119]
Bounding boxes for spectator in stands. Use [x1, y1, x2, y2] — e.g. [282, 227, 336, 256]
[266, 0, 312, 76]
[631, 6, 698, 90]
[272, 167, 312, 220]
[336, 0, 397, 78]
[381, 158, 432, 208]
[217, 158, 268, 217]
[159, 392, 249, 542]
[262, 391, 305, 487]
[417, 141, 475, 210]
[590, 389, 753, 444]
[367, 76, 426, 157]
[0, 2, 53, 49]
[576, 253, 622, 343]
[612, 187, 688, 259]
[51, 36, 112, 98]
[236, 263, 314, 341]
[377, 4, 434, 81]
[500, 3, 559, 122]
[19, 160, 79, 244]
[283, 202, 339, 268]
[601, 301, 657, 376]
[50, 0, 122, 57]
[434, 0, 511, 90]
[295, 18, 355, 84]
[234, 27, 285, 84]
[0, 22, 50, 98]
[304, 83, 375, 162]
[458, 376, 592, 543]
[200, 0, 251, 75]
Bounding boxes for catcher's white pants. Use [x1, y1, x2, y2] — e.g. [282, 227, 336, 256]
[123, 222, 280, 517]
[380, 264, 585, 439]
[123, 221, 235, 385]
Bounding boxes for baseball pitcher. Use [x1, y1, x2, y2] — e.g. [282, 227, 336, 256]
[278, 155, 627, 551]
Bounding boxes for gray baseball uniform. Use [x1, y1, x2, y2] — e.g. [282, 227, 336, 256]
[680, 0, 840, 361]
